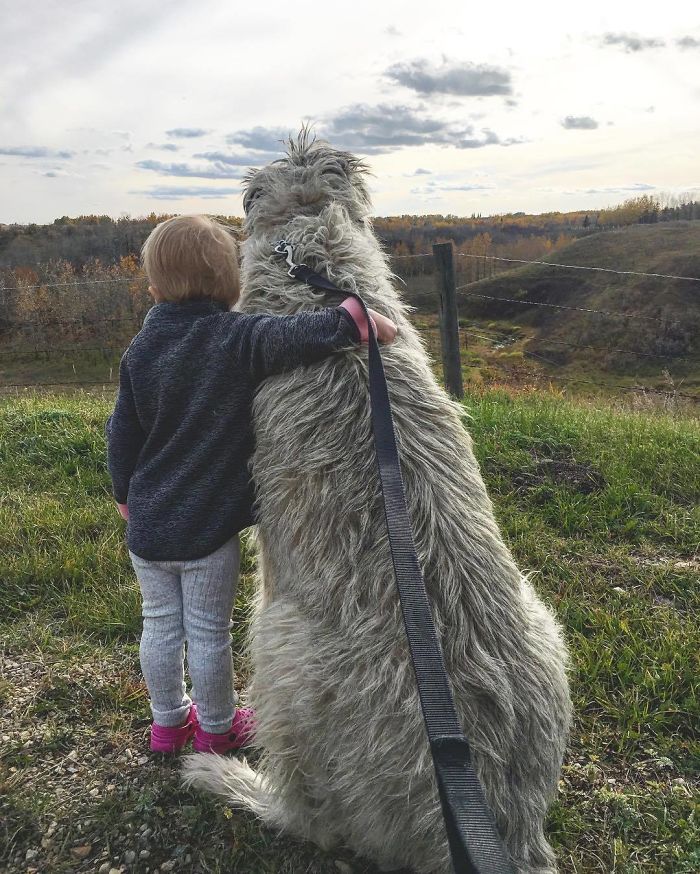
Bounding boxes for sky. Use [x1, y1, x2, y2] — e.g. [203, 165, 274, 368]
[1, 0, 699, 224]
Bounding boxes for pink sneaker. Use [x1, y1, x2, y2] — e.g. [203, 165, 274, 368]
[150, 705, 198, 754]
[193, 707, 257, 753]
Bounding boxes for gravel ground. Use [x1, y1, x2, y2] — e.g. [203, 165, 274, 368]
[0, 620, 376, 874]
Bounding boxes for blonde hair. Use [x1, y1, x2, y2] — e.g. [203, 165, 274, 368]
[141, 215, 240, 306]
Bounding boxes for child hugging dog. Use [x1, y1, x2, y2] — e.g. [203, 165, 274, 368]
[106, 213, 395, 755]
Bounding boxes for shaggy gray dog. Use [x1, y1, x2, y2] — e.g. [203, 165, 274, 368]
[183, 134, 572, 874]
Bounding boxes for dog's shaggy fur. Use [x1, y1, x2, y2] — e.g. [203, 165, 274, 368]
[183, 134, 572, 873]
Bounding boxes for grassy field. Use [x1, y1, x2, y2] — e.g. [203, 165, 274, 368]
[0, 390, 698, 873]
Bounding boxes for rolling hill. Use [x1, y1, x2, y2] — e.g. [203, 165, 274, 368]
[455, 222, 700, 395]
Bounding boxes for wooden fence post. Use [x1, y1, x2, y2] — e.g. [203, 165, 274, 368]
[432, 242, 464, 399]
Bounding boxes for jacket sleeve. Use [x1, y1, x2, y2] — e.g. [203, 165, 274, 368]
[224, 306, 361, 385]
[105, 352, 146, 504]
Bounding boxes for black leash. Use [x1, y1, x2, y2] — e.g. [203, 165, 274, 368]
[274, 242, 514, 874]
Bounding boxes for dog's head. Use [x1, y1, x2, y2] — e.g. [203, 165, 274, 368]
[238, 130, 407, 321]
[242, 129, 372, 236]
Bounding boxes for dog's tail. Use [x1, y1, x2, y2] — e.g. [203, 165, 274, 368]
[181, 754, 272, 818]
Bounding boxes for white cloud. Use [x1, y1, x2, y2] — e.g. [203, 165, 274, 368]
[385, 59, 513, 97]
[0, 145, 75, 159]
[561, 116, 599, 130]
[1, 2, 699, 221]
[600, 32, 665, 53]
[228, 107, 522, 156]
[131, 185, 241, 200]
[134, 159, 246, 179]
[566, 183, 656, 195]
[165, 128, 210, 138]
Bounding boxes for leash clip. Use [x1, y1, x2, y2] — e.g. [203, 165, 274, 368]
[273, 239, 306, 277]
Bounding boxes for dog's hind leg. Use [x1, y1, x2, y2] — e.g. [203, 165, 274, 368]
[244, 599, 346, 848]
[486, 584, 571, 874]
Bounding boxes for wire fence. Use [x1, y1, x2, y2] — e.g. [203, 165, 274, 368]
[0, 249, 698, 405]
[456, 289, 672, 324]
[393, 251, 700, 284]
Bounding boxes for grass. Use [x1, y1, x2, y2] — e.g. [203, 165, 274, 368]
[0, 390, 698, 873]
[0, 348, 123, 389]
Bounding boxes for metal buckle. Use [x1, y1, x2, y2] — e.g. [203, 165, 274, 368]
[273, 239, 306, 276]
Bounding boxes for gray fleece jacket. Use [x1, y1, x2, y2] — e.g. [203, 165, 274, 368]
[105, 298, 360, 560]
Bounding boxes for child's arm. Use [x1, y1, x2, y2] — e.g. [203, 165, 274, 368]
[105, 352, 146, 515]
[224, 300, 395, 384]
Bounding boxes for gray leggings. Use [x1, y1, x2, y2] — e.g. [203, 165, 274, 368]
[129, 535, 240, 733]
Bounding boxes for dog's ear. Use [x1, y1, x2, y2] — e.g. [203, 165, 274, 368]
[242, 168, 264, 216]
[243, 184, 262, 216]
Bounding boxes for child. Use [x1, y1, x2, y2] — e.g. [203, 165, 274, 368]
[106, 215, 396, 755]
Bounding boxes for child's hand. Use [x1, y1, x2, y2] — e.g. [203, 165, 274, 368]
[116, 502, 129, 520]
[367, 308, 397, 345]
[340, 298, 397, 345]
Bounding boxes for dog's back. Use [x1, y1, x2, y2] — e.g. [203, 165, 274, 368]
[183, 137, 571, 874]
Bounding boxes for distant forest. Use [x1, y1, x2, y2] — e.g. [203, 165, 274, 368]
[0, 195, 697, 276]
